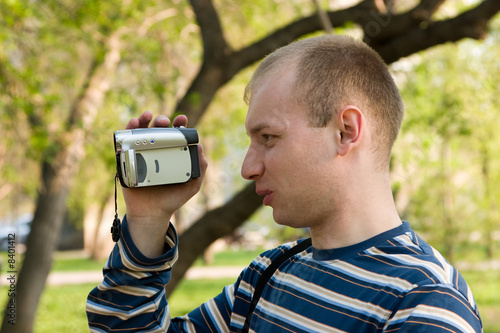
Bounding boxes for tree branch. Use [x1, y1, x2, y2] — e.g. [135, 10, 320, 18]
[232, 4, 364, 71]
[361, 0, 447, 46]
[313, 0, 334, 33]
[67, 27, 126, 132]
[137, 8, 178, 37]
[189, 0, 229, 62]
[376, 0, 500, 64]
[0, 184, 13, 202]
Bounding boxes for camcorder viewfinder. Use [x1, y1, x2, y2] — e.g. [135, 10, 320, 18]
[114, 127, 201, 188]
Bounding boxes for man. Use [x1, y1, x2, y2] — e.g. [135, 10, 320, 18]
[87, 35, 482, 332]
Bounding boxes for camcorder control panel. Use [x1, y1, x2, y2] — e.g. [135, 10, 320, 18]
[114, 127, 201, 188]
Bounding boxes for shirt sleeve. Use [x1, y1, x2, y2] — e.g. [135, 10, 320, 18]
[384, 284, 483, 333]
[86, 216, 235, 333]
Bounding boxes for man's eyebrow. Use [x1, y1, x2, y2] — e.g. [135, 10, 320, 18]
[246, 122, 271, 136]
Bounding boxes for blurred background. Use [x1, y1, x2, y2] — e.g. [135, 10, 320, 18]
[0, 0, 499, 332]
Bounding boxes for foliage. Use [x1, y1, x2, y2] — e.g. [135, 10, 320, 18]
[392, 17, 500, 261]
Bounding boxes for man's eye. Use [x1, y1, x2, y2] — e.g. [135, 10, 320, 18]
[262, 134, 274, 142]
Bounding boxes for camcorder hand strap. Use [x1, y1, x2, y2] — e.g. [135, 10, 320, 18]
[242, 237, 312, 333]
[111, 174, 121, 242]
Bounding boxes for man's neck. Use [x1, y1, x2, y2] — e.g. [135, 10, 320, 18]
[310, 174, 401, 250]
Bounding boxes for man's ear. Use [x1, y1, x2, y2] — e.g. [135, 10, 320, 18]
[336, 105, 364, 157]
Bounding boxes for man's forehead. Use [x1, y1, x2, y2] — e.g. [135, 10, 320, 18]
[245, 105, 292, 136]
[244, 68, 299, 134]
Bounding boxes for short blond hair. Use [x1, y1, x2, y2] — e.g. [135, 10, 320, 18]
[245, 35, 404, 169]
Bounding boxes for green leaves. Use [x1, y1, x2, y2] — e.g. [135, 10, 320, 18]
[393, 25, 500, 260]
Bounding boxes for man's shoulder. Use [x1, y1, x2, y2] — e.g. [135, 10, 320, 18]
[362, 227, 471, 298]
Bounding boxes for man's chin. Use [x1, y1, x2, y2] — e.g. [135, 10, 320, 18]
[273, 212, 304, 229]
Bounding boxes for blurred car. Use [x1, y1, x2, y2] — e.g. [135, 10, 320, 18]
[0, 213, 32, 251]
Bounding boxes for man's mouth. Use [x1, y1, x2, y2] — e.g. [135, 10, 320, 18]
[257, 189, 273, 206]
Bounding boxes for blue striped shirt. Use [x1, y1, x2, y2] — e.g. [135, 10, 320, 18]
[87, 218, 482, 332]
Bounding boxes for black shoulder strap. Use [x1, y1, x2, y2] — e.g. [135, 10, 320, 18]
[242, 238, 312, 332]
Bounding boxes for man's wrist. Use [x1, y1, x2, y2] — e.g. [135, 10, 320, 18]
[126, 214, 173, 258]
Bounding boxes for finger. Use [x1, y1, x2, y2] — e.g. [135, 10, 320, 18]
[137, 111, 154, 128]
[172, 115, 188, 128]
[125, 111, 154, 129]
[152, 115, 171, 128]
[125, 118, 139, 130]
[198, 144, 208, 174]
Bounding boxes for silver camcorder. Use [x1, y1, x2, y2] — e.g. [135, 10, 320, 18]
[114, 127, 201, 188]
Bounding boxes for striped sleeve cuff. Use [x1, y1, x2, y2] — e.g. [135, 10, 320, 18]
[86, 216, 178, 332]
[105, 216, 179, 273]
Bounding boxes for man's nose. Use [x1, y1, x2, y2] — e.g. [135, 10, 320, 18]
[241, 146, 263, 180]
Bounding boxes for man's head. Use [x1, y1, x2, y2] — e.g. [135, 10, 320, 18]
[242, 35, 405, 229]
[245, 34, 404, 170]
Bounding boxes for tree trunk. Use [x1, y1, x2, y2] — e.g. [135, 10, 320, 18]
[84, 194, 116, 260]
[84, 202, 101, 258]
[1, 141, 83, 332]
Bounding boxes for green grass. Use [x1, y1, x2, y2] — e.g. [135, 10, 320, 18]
[169, 278, 236, 317]
[192, 248, 264, 267]
[35, 283, 95, 332]
[51, 257, 107, 272]
[0, 283, 94, 332]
